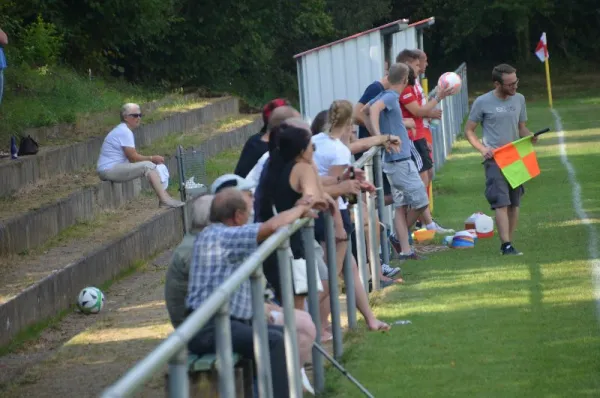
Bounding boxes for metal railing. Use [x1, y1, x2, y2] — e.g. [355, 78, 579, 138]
[102, 145, 385, 398]
[103, 63, 469, 398]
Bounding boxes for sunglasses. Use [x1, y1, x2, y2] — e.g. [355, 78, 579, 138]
[128, 113, 143, 118]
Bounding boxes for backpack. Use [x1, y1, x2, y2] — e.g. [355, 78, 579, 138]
[18, 135, 39, 156]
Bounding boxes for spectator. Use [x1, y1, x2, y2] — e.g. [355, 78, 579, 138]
[186, 187, 319, 397]
[0, 27, 8, 106]
[96, 103, 183, 208]
[310, 110, 328, 136]
[258, 118, 334, 310]
[165, 194, 214, 328]
[234, 98, 291, 177]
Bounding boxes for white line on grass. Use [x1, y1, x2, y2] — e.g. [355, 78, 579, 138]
[552, 109, 600, 321]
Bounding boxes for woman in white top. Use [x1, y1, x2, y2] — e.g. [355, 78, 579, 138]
[312, 100, 399, 337]
[96, 103, 183, 208]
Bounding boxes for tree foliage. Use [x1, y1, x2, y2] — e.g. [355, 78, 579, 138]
[1, 0, 599, 105]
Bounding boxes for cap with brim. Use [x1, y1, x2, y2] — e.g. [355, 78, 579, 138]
[211, 174, 257, 194]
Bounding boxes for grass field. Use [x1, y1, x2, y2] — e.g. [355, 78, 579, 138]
[323, 95, 600, 397]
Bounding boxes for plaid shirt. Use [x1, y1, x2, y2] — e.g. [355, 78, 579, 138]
[186, 222, 260, 320]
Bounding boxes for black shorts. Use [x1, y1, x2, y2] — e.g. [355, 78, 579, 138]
[484, 159, 525, 209]
[314, 208, 353, 242]
[411, 138, 433, 173]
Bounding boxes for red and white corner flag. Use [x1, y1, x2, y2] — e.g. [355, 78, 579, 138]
[535, 32, 549, 62]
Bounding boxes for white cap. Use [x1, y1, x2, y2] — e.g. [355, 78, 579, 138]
[210, 174, 257, 194]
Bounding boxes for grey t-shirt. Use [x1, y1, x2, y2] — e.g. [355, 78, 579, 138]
[369, 89, 411, 161]
[468, 90, 527, 149]
[165, 234, 196, 328]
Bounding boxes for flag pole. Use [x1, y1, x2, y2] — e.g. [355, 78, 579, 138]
[544, 57, 553, 109]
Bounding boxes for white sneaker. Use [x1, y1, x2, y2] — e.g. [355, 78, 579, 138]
[301, 367, 315, 395]
[427, 222, 455, 234]
[382, 263, 401, 277]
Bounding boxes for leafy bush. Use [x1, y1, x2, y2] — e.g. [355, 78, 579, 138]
[20, 15, 64, 67]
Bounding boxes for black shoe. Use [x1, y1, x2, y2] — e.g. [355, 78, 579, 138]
[501, 243, 523, 256]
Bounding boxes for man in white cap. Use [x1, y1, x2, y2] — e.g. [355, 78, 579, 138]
[211, 173, 257, 223]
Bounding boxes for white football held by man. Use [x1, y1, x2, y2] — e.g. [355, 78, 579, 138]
[438, 72, 462, 95]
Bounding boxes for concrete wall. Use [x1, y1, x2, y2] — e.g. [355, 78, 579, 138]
[0, 97, 239, 198]
[0, 116, 262, 256]
[0, 206, 184, 347]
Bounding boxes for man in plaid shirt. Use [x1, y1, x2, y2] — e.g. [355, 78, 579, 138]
[187, 187, 320, 397]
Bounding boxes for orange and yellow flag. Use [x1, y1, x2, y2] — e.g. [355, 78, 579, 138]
[493, 136, 540, 188]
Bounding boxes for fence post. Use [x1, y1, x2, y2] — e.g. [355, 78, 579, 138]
[176, 145, 190, 234]
[168, 348, 189, 398]
[352, 193, 369, 294]
[301, 223, 325, 393]
[215, 302, 236, 398]
[364, 158, 380, 291]
[343, 238, 357, 329]
[324, 211, 343, 359]
[276, 239, 303, 398]
[250, 268, 274, 398]
[372, 149, 390, 265]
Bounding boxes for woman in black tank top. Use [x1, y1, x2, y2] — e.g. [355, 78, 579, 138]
[258, 119, 328, 309]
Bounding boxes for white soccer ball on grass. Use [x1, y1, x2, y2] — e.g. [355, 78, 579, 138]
[76, 286, 105, 314]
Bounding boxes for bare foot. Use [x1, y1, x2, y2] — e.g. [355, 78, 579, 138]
[367, 319, 391, 332]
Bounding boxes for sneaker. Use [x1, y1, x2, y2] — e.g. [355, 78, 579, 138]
[389, 235, 402, 254]
[427, 222, 455, 234]
[399, 251, 427, 260]
[382, 263, 401, 278]
[501, 243, 523, 256]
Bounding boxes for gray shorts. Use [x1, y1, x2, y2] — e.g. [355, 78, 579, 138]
[384, 159, 429, 209]
[484, 159, 525, 209]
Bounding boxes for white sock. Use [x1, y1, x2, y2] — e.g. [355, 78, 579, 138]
[426, 222, 437, 230]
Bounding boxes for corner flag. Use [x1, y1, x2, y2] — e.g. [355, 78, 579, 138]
[535, 32, 553, 108]
[493, 136, 540, 189]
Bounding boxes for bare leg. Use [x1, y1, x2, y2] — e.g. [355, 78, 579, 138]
[147, 170, 171, 202]
[350, 256, 389, 331]
[293, 296, 305, 311]
[395, 205, 426, 253]
[318, 240, 347, 338]
[495, 206, 510, 243]
[507, 206, 520, 242]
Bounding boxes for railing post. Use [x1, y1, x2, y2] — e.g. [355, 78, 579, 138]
[343, 237, 357, 329]
[176, 145, 190, 234]
[300, 222, 325, 393]
[364, 158, 381, 291]
[215, 303, 236, 398]
[324, 211, 343, 359]
[168, 348, 189, 398]
[372, 149, 390, 265]
[352, 191, 369, 294]
[250, 268, 274, 398]
[276, 238, 303, 398]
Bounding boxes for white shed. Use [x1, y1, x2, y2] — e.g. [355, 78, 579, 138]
[294, 17, 436, 121]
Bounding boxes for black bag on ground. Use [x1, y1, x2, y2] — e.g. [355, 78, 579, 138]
[18, 135, 39, 156]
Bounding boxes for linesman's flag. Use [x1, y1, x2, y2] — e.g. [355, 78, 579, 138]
[493, 136, 540, 189]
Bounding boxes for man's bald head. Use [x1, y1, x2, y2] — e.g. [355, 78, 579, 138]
[284, 116, 310, 131]
[210, 187, 248, 224]
[267, 106, 301, 132]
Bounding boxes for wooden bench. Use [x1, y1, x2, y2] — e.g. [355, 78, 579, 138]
[165, 353, 254, 397]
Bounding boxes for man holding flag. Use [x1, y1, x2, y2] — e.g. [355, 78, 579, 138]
[465, 64, 538, 256]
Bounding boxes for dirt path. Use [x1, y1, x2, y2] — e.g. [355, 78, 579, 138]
[0, 256, 174, 397]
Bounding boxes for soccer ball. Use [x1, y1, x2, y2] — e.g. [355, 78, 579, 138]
[77, 287, 105, 314]
[438, 72, 462, 94]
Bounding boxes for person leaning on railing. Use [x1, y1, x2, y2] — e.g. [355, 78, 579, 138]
[185, 187, 323, 398]
[96, 103, 184, 208]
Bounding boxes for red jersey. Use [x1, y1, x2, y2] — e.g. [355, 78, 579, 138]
[399, 85, 428, 141]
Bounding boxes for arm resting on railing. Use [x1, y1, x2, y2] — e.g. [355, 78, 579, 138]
[258, 204, 314, 242]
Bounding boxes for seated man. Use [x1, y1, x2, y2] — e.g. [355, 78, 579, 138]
[96, 103, 183, 208]
[186, 187, 320, 397]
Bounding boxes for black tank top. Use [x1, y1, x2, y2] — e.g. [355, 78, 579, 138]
[274, 161, 304, 258]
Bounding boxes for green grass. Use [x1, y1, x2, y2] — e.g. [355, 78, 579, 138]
[141, 114, 259, 157]
[324, 98, 600, 397]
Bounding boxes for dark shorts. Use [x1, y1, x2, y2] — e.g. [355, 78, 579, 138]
[484, 159, 525, 209]
[314, 208, 353, 242]
[411, 138, 433, 173]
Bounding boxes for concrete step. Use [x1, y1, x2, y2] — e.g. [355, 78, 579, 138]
[0, 97, 239, 198]
[0, 195, 183, 347]
[0, 115, 262, 257]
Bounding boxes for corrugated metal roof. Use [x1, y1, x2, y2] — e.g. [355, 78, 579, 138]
[293, 17, 435, 59]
